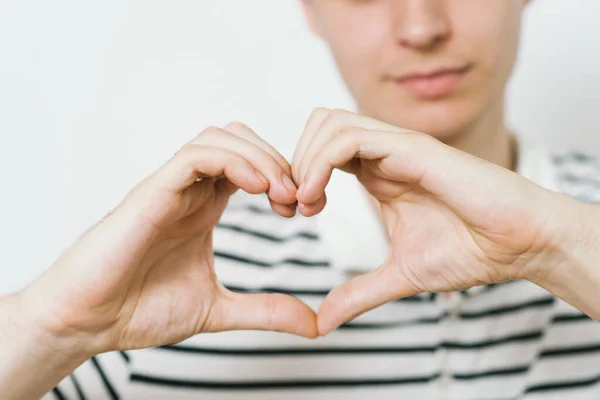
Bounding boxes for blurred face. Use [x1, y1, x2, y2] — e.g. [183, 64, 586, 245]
[301, 0, 527, 141]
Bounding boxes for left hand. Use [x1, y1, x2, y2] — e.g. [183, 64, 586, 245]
[292, 108, 571, 335]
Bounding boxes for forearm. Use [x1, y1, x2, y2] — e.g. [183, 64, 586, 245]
[0, 294, 89, 400]
[528, 198, 600, 321]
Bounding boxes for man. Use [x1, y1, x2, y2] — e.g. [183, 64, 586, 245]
[5, 0, 600, 398]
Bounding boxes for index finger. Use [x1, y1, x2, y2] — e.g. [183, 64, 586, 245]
[291, 107, 332, 184]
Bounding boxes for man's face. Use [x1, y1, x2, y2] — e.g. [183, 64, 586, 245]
[301, 0, 527, 140]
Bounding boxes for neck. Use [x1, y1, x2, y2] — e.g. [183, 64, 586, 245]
[441, 97, 516, 171]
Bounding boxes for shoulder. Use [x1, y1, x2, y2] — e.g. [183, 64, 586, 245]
[550, 151, 600, 203]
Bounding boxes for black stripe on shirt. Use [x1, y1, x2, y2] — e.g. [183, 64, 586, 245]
[452, 365, 530, 380]
[52, 387, 67, 400]
[130, 372, 441, 390]
[552, 313, 592, 323]
[119, 351, 130, 364]
[90, 357, 119, 400]
[525, 374, 600, 393]
[216, 223, 319, 242]
[458, 297, 555, 319]
[70, 373, 87, 400]
[478, 280, 525, 294]
[560, 173, 600, 189]
[338, 313, 447, 329]
[158, 330, 543, 356]
[158, 343, 436, 356]
[130, 368, 534, 390]
[552, 152, 596, 165]
[224, 284, 331, 296]
[540, 343, 600, 358]
[443, 331, 543, 349]
[214, 250, 329, 268]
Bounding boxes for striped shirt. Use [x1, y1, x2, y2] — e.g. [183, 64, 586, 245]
[46, 144, 600, 400]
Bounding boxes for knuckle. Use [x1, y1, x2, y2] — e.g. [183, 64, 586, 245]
[196, 125, 228, 141]
[310, 107, 331, 119]
[175, 144, 213, 167]
[330, 131, 353, 149]
[224, 121, 251, 132]
[328, 108, 349, 121]
[320, 109, 349, 133]
[178, 143, 200, 158]
[339, 126, 360, 136]
[198, 125, 221, 136]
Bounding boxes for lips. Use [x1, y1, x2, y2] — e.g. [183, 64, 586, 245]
[387, 64, 472, 99]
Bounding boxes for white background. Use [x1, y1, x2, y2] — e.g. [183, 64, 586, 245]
[1, 0, 600, 294]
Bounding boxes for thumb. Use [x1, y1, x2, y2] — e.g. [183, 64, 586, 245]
[215, 290, 319, 339]
[317, 262, 418, 336]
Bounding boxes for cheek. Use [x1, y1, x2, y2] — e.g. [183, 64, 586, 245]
[322, 11, 390, 98]
[453, 2, 522, 91]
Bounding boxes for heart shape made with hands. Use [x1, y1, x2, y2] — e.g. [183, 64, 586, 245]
[216, 107, 547, 337]
[29, 107, 546, 359]
[185, 107, 419, 337]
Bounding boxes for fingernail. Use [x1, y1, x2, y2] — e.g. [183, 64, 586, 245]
[281, 173, 297, 192]
[255, 170, 269, 184]
[297, 176, 310, 198]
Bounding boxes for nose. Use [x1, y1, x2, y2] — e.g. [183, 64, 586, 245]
[391, 0, 451, 50]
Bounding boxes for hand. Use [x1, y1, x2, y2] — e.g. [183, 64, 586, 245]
[18, 122, 317, 358]
[293, 108, 578, 335]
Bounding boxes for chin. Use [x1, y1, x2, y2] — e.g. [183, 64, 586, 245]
[367, 100, 476, 143]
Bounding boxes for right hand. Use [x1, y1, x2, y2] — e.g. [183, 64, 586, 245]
[17, 122, 316, 358]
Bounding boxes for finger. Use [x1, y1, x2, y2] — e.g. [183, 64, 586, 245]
[297, 109, 407, 187]
[269, 198, 297, 218]
[297, 128, 394, 205]
[317, 263, 418, 336]
[223, 122, 298, 217]
[192, 127, 296, 205]
[291, 107, 331, 185]
[297, 128, 427, 205]
[297, 193, 327, 218]
[152, 144, 269, 195]
[217, 290, 318, 338]
[223, 121, 292, 177]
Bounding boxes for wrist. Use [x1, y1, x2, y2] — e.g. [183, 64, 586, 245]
[1, 292, 92, 399]
[527, 196, 600, 320]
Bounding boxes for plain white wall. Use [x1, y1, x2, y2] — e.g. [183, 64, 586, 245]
[1, 0, 600, 294]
